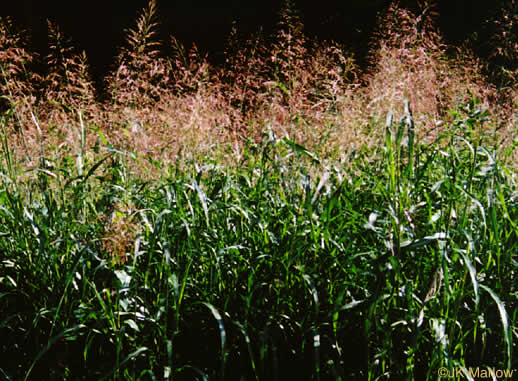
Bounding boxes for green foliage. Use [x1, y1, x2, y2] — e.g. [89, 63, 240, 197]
[0, 103, 516, 380]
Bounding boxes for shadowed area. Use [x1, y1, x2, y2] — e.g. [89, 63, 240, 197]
[0, 0, 506, 85]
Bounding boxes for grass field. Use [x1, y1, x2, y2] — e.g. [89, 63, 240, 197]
[1, 1, 517, 379]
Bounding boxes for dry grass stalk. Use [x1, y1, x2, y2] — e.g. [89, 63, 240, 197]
[489, 0, 518, 88]
[106, 0, 171, 108]
[0, 17, 39, 130]
[0, 0, 515, 170]
[100, 200, 140, 265]
[221, 25, 270, 120]
[365, 2, 447, 135]
[364, 1, 506, 143]
[43, 21, 97, 123]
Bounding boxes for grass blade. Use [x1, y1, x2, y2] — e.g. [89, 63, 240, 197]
[479, 284, 512, 369]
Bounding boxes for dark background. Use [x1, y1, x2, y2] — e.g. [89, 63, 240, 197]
[0, 0, 506, 83]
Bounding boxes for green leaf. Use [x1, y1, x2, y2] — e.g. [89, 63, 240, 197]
[199, 302, 227, 378]
[457, 249, 479, 308]
[281, 138, 321, 164]
[275, 81, 290, 97]
[479, 285, 511, 369]
[100, 347, 148, 380]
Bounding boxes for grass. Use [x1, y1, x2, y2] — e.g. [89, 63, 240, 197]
[1, 102, 517, 380]
[0, 0, 517, 379]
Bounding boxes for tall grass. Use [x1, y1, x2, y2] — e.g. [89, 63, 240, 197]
[0, 0, 517, 379]
[1, 101, 516, 379]
[1, 0, 514, 166]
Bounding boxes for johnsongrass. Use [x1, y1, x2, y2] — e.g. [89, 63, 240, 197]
[0, 104, 516, 380]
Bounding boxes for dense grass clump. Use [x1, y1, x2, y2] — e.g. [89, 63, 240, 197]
[0, 0, 517, 379]
[1, 104, 516, 380]
[1, 1, 516, 166]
